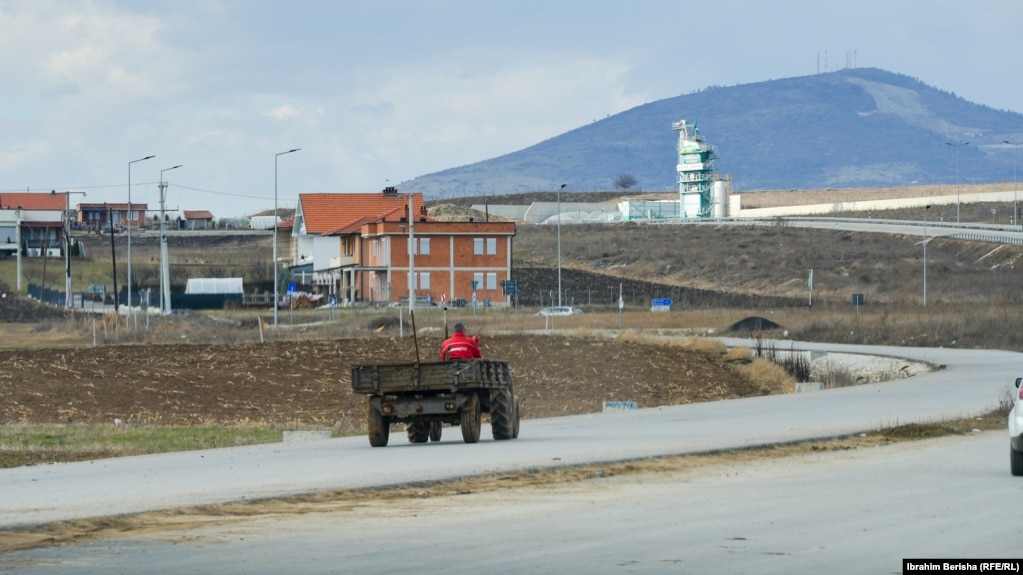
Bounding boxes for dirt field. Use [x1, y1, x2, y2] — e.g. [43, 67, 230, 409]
[0, 334, 758, 429]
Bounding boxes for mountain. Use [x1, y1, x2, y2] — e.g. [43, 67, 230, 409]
[402, 68, 1023, 197]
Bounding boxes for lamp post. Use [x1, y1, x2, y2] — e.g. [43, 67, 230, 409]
[1004, 139, 1020, 229]
[923, 204, 931, 307]
[273, 148, 301, 328]
[159, 165, 182, 315]
[15, 206, 22, 291]
[556, 183, 566, 308]
[127, 154, 155, 316]
[945, 141, 969, 223]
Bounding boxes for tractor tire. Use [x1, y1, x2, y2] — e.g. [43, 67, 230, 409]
[490, 388, 515, 440]
[367, 404, 389, 447]
[460, 392, 481, 444]
[512, 396, 521, 439]
[406, 420, 430, 443]
[429, 420, 443, 442]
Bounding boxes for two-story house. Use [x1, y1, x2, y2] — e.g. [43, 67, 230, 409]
[0, 191, 71, 257]
[292, 188, 426, 290]
[353, 218, 516, 306]
[292, 187, 516, 306]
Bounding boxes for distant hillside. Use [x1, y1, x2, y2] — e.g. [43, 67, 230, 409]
[402, 68, 1023, 197]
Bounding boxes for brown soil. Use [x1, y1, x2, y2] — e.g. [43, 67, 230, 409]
[0, 334, 758, 429]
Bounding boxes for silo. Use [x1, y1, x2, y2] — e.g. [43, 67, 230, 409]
[711, 179, 729, 218]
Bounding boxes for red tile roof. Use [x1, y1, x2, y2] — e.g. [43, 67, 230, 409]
[0, 192, 68, 210]
[300, 192, 428, 235]
[329, 210, 400, 235]
[183, 210, 215, 220]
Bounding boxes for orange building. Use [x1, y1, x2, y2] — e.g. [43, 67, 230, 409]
[352, 218, 516, 306]
[293, 188, 516, 306]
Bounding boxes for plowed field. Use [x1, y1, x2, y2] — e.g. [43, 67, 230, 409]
[0, 335, 760, 428]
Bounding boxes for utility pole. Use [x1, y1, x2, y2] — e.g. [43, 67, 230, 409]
[109, 206, 119, 315]
[159, 165, 182, 315]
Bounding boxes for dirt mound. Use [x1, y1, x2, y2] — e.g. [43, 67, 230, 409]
[0, 280, 70, 323]
[728, 316, 785, 333]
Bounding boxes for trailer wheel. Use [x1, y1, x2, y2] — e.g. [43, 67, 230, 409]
[460, 392, 481, 444]
[489, 388, 515, 440]
[429, 420, 443, 442]
[367, 405, 389, 447]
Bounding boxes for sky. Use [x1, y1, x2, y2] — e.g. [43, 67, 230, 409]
[1, 0, 1021, 219]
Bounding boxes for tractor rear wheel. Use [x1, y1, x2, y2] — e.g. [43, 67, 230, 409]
[512, 395, 521, 439]
[490, 388, 515, 440]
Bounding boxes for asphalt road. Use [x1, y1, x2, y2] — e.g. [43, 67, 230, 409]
[2, 340, 1021, 574]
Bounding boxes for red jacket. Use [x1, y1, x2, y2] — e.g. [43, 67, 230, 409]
[440, 332, 482, 360]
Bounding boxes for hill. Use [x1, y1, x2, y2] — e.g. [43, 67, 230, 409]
[402, 68, 1023, 196]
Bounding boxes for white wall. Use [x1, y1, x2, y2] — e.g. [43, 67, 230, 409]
[733, 190, 1018, 218]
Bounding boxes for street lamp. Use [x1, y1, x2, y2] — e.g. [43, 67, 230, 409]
[945, 141, 969, 223]
[556, 183, 566, 308]
[1004, 139, 1020, 229]
[923, 204, 931, 307]
[127, 154, 155, 317]
[159, 165, 182, 315]
[274, 148, 301, 328]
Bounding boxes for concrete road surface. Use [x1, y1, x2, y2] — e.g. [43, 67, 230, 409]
[3, 431, 1015, 575]
[1, 340, 1021, 574]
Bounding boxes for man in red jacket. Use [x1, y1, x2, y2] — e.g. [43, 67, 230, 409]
[440, 322, 482, 361]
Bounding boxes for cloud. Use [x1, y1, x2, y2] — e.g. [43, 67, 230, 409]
[334, 48, 647, 180]
[265, 104, 303, 121]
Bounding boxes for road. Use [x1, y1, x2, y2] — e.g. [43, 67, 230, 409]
[1, 340, 1020, 573]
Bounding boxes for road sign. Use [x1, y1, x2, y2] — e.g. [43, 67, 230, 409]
[652, 298, 673, 307]
[852, 293, 865, 306]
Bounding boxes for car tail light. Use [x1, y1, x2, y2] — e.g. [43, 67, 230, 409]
[1019, 387, 1023, 401]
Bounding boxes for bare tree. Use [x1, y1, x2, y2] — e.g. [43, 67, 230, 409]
[613, 173, 637, 190]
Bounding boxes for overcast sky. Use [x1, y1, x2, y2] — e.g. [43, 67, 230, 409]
[2, 0, 1020, 218]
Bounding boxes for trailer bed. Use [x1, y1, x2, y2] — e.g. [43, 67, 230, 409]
[351, 359, 512, 395]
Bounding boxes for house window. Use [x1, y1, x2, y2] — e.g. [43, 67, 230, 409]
[474, 238, 484, 255]
[419, 272, 431, 290]
[487, 237, 497, 255]
[486, 272, 497, 290]
[419, 237, 430, 255]
[473, 272, 484, 292]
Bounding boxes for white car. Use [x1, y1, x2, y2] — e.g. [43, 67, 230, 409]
[537, 306, 583, 316]
[1010, 377, 1023, 476]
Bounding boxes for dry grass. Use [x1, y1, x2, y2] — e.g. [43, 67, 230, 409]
[728, 357, 797, 394]
[4, 298, 1023, 355]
